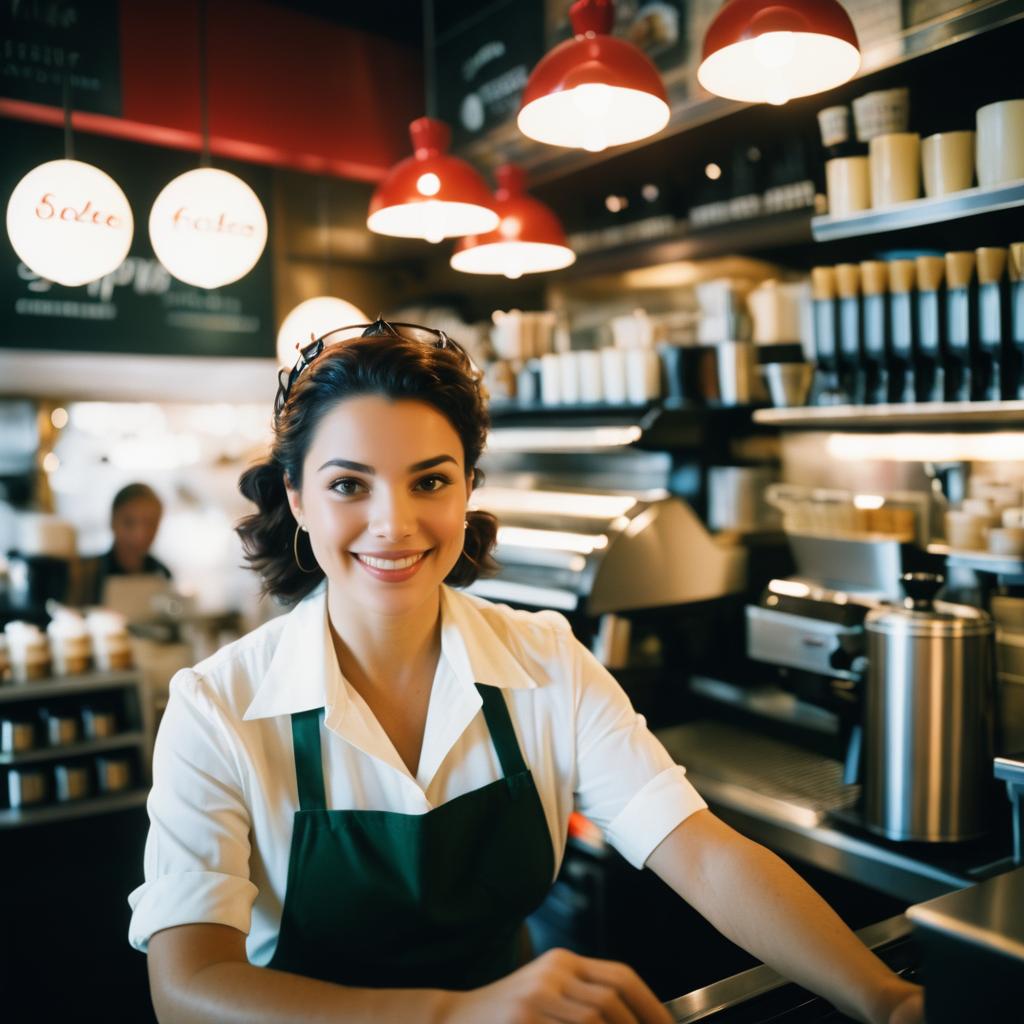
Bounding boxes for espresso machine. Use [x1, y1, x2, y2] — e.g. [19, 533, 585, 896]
[745, 533, 998, 845]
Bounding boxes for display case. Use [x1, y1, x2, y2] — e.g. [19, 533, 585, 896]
[0, 669, 150, 828]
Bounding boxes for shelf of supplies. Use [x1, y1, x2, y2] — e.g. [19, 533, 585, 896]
[753, 399, 1024, 428]
[0, 669, 142, 705]
[0, 732, 146, 767]
[0, 787, 149, 829]
[811, 180, 1024, 242]
[927, 543, 1024, 576]
[558, 208, 813, 279]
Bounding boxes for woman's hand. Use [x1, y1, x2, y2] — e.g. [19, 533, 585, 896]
[446, 947, 674, 1024]
[866, 977, 925, 1024]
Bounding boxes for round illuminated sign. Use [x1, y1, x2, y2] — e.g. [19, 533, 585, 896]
[276, 297, 368, 368]
[149, 168, 268, 289]
[5, 159, 134, 287]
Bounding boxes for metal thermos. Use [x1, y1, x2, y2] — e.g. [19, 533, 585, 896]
[860, 261, 890, 405]
[865, 573, 994, 842]
[915, 255, 946, 403]
[944, 251, 978, 402]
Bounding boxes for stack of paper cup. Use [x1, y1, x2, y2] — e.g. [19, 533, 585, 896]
[86, 610, 133, 671]
[47, 610, 92, 676]
[4, 622, 51, 683]
[0, 634, 10, 683]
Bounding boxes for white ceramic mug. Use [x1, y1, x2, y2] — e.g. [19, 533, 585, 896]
[976, 99, 1024, 187]
[600, 348, 628, 405]
[922, 131, 975, 197]
[826, 156, 871, 216]
[869, 133, 921, 207]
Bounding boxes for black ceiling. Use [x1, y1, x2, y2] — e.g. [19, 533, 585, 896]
[266, 0, 493, 46]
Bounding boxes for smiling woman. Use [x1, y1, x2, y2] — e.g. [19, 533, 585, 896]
[127, 322, 922, 1024]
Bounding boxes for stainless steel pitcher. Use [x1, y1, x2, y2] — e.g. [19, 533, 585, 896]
[865, 573, 995, 842]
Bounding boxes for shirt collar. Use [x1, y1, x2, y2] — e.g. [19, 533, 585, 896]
[243, 583, 537, 722]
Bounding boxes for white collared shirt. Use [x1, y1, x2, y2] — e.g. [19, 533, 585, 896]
[127, 583, 706, 965]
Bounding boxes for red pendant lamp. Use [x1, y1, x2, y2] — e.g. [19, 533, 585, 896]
[518, 0, 670, 153]
[367, 0, 497, 243]
[698, 0, 860, 106]
[367, 117, 499, 243]
[451, 164, 576, 280]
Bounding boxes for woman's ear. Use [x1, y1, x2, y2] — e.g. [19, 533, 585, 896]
[284, 473, 303, 525]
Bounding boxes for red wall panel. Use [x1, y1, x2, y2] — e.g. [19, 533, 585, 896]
[2, 0, 424, 182]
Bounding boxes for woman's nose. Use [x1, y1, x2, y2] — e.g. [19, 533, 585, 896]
[368, 490, 414, 539]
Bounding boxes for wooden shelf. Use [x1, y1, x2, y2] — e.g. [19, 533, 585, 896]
[0, 732, 146, 767]
[927, 543, 1024, 577]
[811, 181, 1024, 242]
[753, 400, 1024, 429]
[0, 788, 148, 829]
[0, 669, 142, 705]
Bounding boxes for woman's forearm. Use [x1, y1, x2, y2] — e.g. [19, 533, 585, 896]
[155, 960, 456, 1024]
[648, 813, 911, 1024]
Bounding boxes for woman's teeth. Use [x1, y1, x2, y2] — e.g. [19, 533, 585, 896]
[354, 552, 426, 570]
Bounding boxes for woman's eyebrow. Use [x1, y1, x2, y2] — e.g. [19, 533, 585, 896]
[317, 454, 458, 474]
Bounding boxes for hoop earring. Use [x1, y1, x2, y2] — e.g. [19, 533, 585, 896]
[293, 524, 319, 574]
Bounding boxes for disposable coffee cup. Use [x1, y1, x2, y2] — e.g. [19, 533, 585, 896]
[47, 610, 92, 677]
[976, 99, 1024, 188]
[826, 156, 871, 216]
[4, 622, 50, 684]
[600, 348, 628, 405]
[922, 131, 975, 197]
[870, 133, 921, 207]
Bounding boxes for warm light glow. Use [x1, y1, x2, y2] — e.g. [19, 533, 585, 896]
[853, 493, 886, 510]
[275, 297, 369, 367]
[450, 240, 575, 279]
[518, 85, 669, 150]
[50, 407, 69, 429]
[483, 426, 643, 451]
[826, 432, 1024, 463]
[473, 486, 639, 519]
[42, 452, 60, 473]
[149, 168, 268, 288]
[698, 33, 859, 104]
[367, 199, 497, 243]
[496, 526, 610, 554]
[416, 173, 441, 196]
[705, 163, 723, 181]
[605, 195, 628, 213]
[6, 159, 134, 286]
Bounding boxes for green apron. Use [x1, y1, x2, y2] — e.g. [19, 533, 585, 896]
[267, 683, 555, 990]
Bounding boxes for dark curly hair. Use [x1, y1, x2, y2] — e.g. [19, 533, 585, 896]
[237, 330, 499, 604]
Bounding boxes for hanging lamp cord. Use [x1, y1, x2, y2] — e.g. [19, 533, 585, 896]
[319, 175, 331, 295]
[62, 71, 74, 160]
[198, 0, 211, 167]
[423, 0, 436, 119]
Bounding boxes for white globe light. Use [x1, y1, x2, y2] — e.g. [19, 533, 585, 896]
[6, 159, 134, 287]
[276, 297, 368, 368]
[149, 167, 268, 289]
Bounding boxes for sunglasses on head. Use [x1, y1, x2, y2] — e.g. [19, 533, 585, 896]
[274, 318, 460, 420]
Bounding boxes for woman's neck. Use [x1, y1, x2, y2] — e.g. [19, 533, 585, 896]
[325, 586, 443, 699]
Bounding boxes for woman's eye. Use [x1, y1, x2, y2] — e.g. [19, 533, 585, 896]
[417, 474, 451, 492]
[330, 477, 366, 496]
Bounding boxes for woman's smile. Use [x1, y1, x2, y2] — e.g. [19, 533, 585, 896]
[351, 549, 432, 581]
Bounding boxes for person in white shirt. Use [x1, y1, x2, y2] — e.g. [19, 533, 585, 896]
[129, 319, 923, 1024]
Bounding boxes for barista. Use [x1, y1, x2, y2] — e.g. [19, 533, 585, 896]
[86, 483, 171, 604]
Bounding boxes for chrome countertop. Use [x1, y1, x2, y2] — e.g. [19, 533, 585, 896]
[906, 865, 1024, 962]
[664, 914, 912, 1022]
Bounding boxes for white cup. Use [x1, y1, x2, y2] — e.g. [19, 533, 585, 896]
[558, 351, 580, 405]
[625, 348, 661, 404]
[826, 156, 871, 216]
[577, 350, 603, 404]
[976, 99, 1024, 188]
[600, 348, 628, 405]
[539, 353, 561, 405]
[922, 131, 975, 197]
[869, 133, 921, 207]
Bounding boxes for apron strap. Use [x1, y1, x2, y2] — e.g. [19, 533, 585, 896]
[476, 684, 528, 780]
[290, 708, 327, 811]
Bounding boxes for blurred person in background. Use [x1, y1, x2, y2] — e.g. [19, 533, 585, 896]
[83, 483, 172, 606]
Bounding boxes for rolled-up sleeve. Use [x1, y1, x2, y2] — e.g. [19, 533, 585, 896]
[568, 638, 707, 869]
[128, 668, 258, 952]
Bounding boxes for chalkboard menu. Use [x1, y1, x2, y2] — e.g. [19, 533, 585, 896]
[436, 0, 546, 149]
[1, 0, 122, 115]
[0, 120, 275, 359]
